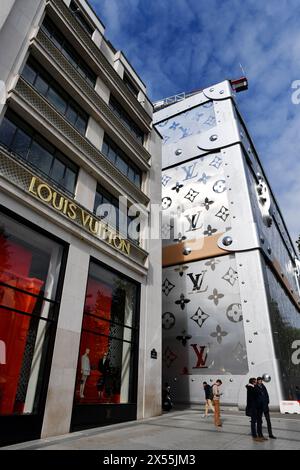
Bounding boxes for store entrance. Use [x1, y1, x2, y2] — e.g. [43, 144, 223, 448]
[71, 259, 139, 431]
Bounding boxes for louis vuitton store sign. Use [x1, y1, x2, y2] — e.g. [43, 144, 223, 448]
[28, 176, 131, 255]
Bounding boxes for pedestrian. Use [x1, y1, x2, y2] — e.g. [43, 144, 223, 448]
[162, 382, 172, 411]
[256, 377, 277, 439]
[202, 381, 215, 418]
[212, 379, 223, 427]
[295, 386, 300, 401]
[245, 378, 266, 442]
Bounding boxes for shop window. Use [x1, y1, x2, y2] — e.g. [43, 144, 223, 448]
[0, 211, 65, 416]
[74, 261, 139, 406]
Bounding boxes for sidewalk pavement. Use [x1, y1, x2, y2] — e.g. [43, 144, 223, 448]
[3, 407, 300, 451]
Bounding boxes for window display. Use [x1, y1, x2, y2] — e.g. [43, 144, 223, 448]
[74, 261, 139, 405]
[0, 211, 64, 415]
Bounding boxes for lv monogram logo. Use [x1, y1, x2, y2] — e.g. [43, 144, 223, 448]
[185, 211, 202, 231]
[190, 344, 208, 368]
[181, 162, 198, 181]
[187, 271, 208, 293]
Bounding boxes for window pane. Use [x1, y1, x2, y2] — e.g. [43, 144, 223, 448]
[47, 87, 67, 115]
[116, 156, 128, 175]
[35, 75, 49, 96]
[75, 115, 87, 135]
[0, 117, 17, 148]
[28, 141, 53, 175]
[62, 44, 77, 69]
[65, 104, 77, 125]
[127, 167, 135, 183]
[94, 191, 103, 216]
[51, 158, 65, 185]
[107, 147, 116, 164]
[11, 129, 31, 159]
[101, 140, 109, 156]
[51, 31, 63, 50]
[63, 167, 76, 193]
[86, 73, 96, 88]
[134, 173, 141, 187]
[22, 63, 36, 85]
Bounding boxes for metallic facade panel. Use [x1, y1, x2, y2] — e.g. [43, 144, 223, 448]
[162, 254, 248, 383]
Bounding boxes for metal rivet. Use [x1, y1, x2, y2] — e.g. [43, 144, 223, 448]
[242, 281, 245, 285]
[267, 247, 272, 255]
[183, 247, 192, 255]
[254, 332, 258, 335]
[262, 374, 271, 383]
[229, 378, 233, 382]
[231, 201, 234, 205]
[244, 300, 248, 303]
[175, 149, 182, 155]
[210, 88, 214, 92]
[251, 362, 255, 365]
[246, 319, 250, 322]
[222, 236, 233, 246]
[219, 90, 224, 94]
[260, 237, 265, 244]
[209, 134, 218, 141]
[239, 264, 243, 267]
[249, 340, 252, 343]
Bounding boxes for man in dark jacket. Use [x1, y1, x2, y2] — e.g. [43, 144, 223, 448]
[256, 377, 276, 439]
[246, 378, 266, 442]
[202, 381, 214, 417]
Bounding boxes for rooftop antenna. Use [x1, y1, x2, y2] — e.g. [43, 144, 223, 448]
[239, 63, 246, 76]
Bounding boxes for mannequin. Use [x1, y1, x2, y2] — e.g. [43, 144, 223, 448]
[97, 352, 110, 399]
[79, 348, 90, 398]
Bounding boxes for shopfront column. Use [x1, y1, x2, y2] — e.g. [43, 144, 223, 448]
[41, 239, 90, 438]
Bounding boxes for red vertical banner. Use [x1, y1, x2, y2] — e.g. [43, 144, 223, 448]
[0, 239, 44, 415]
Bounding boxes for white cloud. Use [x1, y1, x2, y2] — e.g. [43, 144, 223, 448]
[90, 0, 300, 244]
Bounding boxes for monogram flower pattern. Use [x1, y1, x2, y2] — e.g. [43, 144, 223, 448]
[222, 267, 238, 286]
[215, 206, 230, 222]
[210, 325, 228, 344]
[184, 188, 199, 203]
[162, 255, 248, 376]
[190, 307, 209, 328]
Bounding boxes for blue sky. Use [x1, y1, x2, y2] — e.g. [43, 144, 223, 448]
[90, 0, 300, 244]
